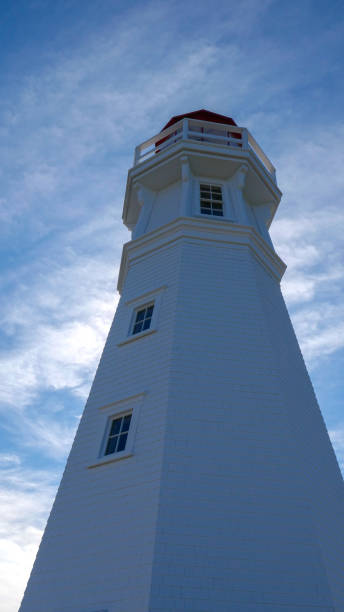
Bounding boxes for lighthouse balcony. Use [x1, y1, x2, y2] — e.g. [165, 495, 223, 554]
[123, 111, 282, 232]
[134, 116, 276, 184]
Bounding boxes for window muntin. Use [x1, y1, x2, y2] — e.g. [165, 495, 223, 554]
[200, 183, 223, 216]
[104, 413, 132, 456]
[132, 304, 154, 335]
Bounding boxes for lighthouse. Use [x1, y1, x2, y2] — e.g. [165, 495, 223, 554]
[20, 110, 344, 611]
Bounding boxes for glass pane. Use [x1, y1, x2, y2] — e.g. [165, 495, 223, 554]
[117, 433, 128, 452]
[212, 193, 222, 201]
[146, 305, 154, 317]
[201, 208, 211, 215]
[110, 418, 122, 436]
[122, 414, 132, 432]
[201, 200, 211, 208]
[133, 322, 143, 334]
[200, 184, 210, 191]
[213, 210, 223, 216]
[105, 436, 118, 455]
[135, 309, 145, 322]
[211, 186, 222, 193]
[142, 318, 151, 330]
[212, 202, 223, 209]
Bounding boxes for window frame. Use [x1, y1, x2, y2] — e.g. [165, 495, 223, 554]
[117, 285, 166, 347]
[199, 182, 224, 217]
[87, 392, 145, 469]
[193, 178, 234, 221]
[131, 302, 155, 336]
[104, 412, 132, 456]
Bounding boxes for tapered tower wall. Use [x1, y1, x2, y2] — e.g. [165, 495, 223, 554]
[254, 255, 344, 610]
[147, 230, 344, 611]
[20, 242, 183, 612]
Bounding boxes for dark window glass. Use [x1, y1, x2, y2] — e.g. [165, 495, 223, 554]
[136, 309, 145, 321]
[200, 183, 223, 217]
[105, 414, 132, 456]
[110, 419, 122, 436]
[117, 434, 128, 452]
[200, 184, 223, 217]
[132, 304, 154, 335]
[105, 436, 117, 455]
[122, 414, 132, 432]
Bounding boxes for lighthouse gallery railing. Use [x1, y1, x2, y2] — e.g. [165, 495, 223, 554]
[134, 117, 276, 182]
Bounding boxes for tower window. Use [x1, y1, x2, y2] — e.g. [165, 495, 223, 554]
[200, 184, 223, 216]
[104, 413, 132, 456]
[132, 304, 154, 335]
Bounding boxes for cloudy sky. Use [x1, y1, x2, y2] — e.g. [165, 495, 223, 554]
[1, 0, 344, 609]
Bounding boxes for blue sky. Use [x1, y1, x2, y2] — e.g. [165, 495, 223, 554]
[1, 0, 344, 609]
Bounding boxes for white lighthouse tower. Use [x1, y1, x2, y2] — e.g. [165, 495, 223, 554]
[20, 110, 344, 612]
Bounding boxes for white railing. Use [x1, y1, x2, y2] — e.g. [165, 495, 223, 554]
[134, 117, 276, 182]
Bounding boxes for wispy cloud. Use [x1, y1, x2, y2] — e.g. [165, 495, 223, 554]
[0, 459, 58, 612]
[0, 251, 118, 409]
[292, 304, 344, 362]
[269, 128, 344, 365]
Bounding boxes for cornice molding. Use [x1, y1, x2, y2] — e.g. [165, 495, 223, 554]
[123, 142, 282, 230]
[117, 217, 286, 293]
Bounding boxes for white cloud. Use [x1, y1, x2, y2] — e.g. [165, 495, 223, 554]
[0, 235, 121, 466]
[0, 454, 21, 467]
[291, 303, 344, 362]
[21, 415, 78, 461]
[298, 320, 344, 362]
[0, 241, 121, 410]
[0, 298, 114, 408]
[0, 463, 58, 612]
[267, 130, 344, 365]
[282, 276, 316, 304]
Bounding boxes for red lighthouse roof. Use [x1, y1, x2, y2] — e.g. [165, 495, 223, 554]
[161, 109, 237, 131]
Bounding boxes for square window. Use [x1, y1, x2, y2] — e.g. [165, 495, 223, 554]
[87, 393, 147, 469]
[104, 413, 132, 456]
[200, 183, 223, 217]
[119, 286, 166, 348]
[132, 304, 154, 335]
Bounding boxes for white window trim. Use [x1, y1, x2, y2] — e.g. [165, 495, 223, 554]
[130, 301, 155, 335]
[193, 178, 234, 221]
[117, 285, 166, 347]
[87, 393, 145, 469]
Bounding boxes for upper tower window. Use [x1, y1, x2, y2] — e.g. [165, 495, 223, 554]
[200, 184, 223, 216]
